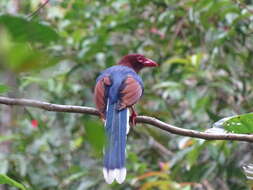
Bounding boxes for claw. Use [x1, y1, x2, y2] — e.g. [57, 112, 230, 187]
[99, 113, 105, 123]
[129, 106, 137, 127]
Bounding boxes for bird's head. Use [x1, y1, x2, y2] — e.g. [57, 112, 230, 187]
[118, 54, 158, 73]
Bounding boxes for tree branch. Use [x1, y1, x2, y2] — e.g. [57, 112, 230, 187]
[28, 0, 50, 18]
[0, 96, 253, 142]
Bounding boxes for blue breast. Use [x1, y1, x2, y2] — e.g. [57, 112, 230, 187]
[96, 65, 144, 103]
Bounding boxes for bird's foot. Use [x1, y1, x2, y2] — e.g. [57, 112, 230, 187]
[130, 107, 137, 127]
[99, 113, 105, 123]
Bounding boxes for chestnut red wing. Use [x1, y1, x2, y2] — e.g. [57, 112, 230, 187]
[119, 76, 143, 110]
[94, 76, 111, 115]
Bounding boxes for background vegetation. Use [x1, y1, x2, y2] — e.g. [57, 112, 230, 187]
[0, 0, 253, 189]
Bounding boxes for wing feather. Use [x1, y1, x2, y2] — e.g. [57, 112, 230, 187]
[94, 76, 111, 115]
[119, 76, 143, 110]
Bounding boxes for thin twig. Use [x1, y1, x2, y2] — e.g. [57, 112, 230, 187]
[28, 0, 50, 18]
[0, 96, 253, 142]
[168, 18, 185, 51]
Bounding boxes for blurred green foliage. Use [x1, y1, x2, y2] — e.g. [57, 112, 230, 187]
[0, 0, 253, 189]
[243, 163, 253, 188]
[0, 174, 26, 190]
[0, 14, 59, 44]
[0, 84, 9, 94]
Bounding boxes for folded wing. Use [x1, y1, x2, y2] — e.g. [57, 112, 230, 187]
[119, 75, 143, 110]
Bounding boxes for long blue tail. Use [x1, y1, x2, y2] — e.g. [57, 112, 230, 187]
[103, 99, 129, 184]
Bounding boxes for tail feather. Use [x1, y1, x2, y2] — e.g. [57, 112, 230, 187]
[103, 99, 128, 184]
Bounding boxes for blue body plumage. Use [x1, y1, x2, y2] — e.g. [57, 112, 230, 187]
[94, 54, 157, 184]
[96, 66, 143, 184]
[96, 65, 143, 102]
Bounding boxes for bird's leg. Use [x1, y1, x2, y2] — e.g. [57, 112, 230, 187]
[129, 106, 137, 126]
[99, 112, 106, 123]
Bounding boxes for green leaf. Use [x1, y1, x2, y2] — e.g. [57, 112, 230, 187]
[83, 118, 106, 153]
[0, 84, 9, 93]
[62, 171, 87, 187]
[213, 113, 253, 134]
[0, 14, 59, 44]
[0, 174, 26, 190]
[165, 57, 190, 65]
[0, 135, 19, 143]
[7, 43, 58, 72]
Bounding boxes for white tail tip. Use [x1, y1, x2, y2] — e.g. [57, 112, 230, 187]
[103, 168, 127, 184]
[115, 168, 126, 184]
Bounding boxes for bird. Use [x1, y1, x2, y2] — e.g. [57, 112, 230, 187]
[94, 54, 158, 184]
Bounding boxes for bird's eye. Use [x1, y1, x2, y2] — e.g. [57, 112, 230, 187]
[137, 56, 145, 63]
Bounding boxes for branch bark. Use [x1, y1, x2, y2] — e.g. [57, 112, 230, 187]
[0, 96, 253, 142]
[28, 0, 50, 18]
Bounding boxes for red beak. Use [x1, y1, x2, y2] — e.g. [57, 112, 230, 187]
[143, 58, 158, 67]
